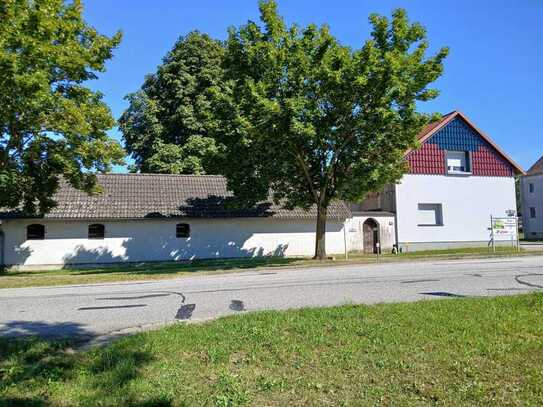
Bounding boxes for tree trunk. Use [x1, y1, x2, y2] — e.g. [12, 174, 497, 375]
[0, 228, 4, 274]
[314, 203, 327, 260]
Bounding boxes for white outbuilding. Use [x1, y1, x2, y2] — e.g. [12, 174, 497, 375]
[0, 174, 352, 269]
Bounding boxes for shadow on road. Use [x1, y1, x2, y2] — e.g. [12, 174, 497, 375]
[420, 291, 466, 298]
[0, 320, 93, 339]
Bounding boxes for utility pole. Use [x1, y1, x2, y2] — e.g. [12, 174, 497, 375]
[343, 222, 349, 260]
[490, 215, 495, 253]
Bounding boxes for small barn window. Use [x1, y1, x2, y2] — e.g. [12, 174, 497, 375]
[27, 224, 45, 240]
[88, 224, 105, 239]
[176, 223, 190, 238]
[529, 183, 535, 193]
[530, 207, 537, 219]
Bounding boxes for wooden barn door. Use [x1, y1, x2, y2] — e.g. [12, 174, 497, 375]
[363, 218, 379, 254]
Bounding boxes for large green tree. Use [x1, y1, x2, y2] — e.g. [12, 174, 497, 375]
[213, 1, 448, 259]
[0, 0, 124, 214]
[119, 31, 223, 174]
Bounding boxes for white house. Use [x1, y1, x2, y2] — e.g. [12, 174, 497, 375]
[0, 111, 523, 269]
[350, 111, 523, 252]
[521, 156, 543, 239]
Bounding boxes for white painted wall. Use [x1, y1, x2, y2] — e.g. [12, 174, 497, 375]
[395, 174, 516, 246]
[521, 174, 543, 238]
[345, 215, 395, 252]
[2, 218, 347, 267]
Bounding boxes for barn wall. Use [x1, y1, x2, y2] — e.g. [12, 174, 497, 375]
[2, 218, 347, 268]
[345, 215, 395, 252]
[351, 184, 396, 213]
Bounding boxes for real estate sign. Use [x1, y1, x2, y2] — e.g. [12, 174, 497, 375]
[491, 217, 518, 241]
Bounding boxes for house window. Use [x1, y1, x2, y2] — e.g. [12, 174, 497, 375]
[88, 224, 105, 239]
[446, 151, 470, 174]
[27, 224, 45, 240]
[529, 183, 534, 193]
[176, 223, 190, 238]
[530, 207, 536, 218]
[417, 203, 443, 226]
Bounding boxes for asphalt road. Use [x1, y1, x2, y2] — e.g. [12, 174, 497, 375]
[1, 255, 543, 341]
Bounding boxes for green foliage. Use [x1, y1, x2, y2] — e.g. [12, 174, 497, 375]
[0, 0, 125, 213]
[212, 1, 448, 257]
[119, 31, 224, 174]
[1, 294, 543, 404]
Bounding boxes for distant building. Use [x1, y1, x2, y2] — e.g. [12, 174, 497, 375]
[521, 156, 543, 239]
[0, 111, 523, 269]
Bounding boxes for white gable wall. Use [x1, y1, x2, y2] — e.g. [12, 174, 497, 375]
[2, 218, 347, 268]
[395, 174, 516, 250]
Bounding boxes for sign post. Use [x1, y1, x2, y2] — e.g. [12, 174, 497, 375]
[490, 215, 495, 253]
[516, 216, 520, 252]
[490, 216, 519, 252]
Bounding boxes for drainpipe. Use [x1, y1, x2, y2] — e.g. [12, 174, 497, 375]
[392, 185, 400, 253]
[393, 213, 399, 252]
[343, 219, 349, 260]
[0, 221, 5, 272]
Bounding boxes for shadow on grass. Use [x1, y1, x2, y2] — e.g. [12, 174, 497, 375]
[0, 322, 88, 405]
[2, 247, 532, 284]
[0, 323, 162, 406]
[1, 256, 302, 279]
[73, 256, 301, 276]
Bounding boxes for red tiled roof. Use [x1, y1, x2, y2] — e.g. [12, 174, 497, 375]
[417, 111, 456, 140]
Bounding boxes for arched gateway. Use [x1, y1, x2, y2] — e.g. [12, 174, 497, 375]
[362, 218, 380, 254]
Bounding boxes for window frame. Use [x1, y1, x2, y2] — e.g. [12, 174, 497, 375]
[176, 223, 190, 239]
[26, 224, 45, 240]
[417, 203, 444, 227]
[529, 183, 535, 193]
[446, 150, 472, 175]
[88, 224, 105, 239]
[530, 207, 537, 219]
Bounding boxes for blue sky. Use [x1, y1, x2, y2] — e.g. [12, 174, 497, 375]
[83, 0, 543, 172]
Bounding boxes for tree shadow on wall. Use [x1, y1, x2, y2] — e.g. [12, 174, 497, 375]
[61, 241, 291, 277]
[1, 245, 32, 273]
[57, 222, 292, 275]
[177, 196, 275, 218]
[0, 323, 167, 406]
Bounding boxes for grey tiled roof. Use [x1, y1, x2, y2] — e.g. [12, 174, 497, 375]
[0, 174, 351, 221]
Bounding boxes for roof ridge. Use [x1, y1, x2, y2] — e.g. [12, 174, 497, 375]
[442, 110, 458, 118]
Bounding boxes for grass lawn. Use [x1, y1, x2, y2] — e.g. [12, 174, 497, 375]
[0, 246, 536, 289]
[1, 293, 542, 405]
